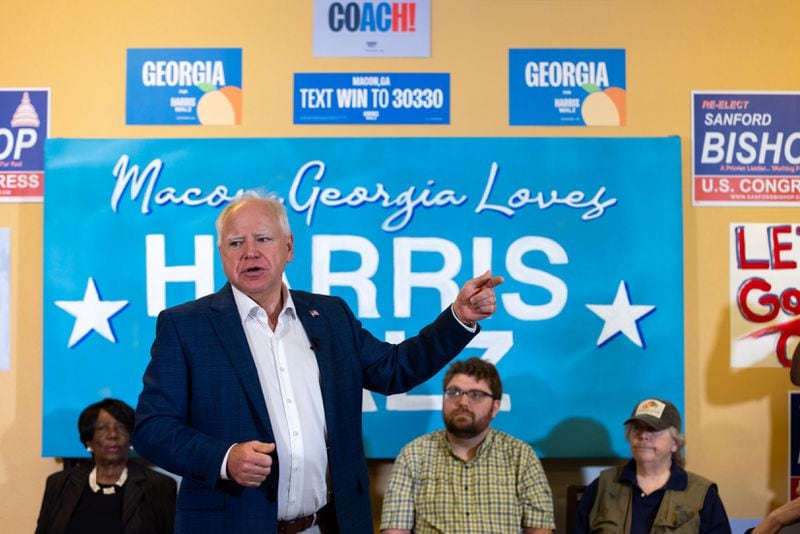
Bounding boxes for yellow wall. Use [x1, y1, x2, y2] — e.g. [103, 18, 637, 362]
[2, 1, 799, 531]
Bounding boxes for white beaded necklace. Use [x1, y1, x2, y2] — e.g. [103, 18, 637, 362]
[88, 466, 128, 495]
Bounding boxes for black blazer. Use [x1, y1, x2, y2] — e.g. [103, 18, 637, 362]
[35, 461, 176, 534]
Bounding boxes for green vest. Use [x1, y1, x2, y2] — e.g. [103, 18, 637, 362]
[588, 465, 712, 533]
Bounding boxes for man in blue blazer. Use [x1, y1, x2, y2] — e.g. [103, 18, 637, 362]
[132, 191, 503, 534]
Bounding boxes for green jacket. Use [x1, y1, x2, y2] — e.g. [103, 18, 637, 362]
[588, 464, 712, 533]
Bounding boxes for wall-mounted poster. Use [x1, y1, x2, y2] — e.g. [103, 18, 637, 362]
[293, 73, 449, 124]
[693, 91, 800, 205]
[509, 49, 626, 126]
[126, 48, 242, 126]
[730, 223, 800, 368]
[0, 88, 49, 202]
[313, 0, 430, 57]
[44, 136, 683, 459]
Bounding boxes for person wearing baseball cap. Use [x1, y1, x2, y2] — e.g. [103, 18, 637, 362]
[572, 398, 732, 533]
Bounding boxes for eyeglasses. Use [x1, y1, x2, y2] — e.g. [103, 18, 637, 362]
[443, 387, 496, 403]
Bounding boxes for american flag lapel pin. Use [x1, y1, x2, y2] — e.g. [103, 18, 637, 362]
[310, 309, 320, 317]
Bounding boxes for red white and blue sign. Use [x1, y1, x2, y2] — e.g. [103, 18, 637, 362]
[313, 0, 430, 57]
[0, 88, 49, 202]
[729, 223, 800, 369]
[294, 73, 449, 124]
[126, 48, 242, 126]
[693, 91, 800, 205]
[44, 136, 682, 459]
[509, 49, 626, 127]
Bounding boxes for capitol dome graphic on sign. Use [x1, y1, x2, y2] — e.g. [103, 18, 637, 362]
[10, 91, 40, 128]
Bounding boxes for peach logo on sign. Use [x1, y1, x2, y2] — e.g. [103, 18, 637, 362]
[581, 85, 626, 126]
[196, 84, 242, 125]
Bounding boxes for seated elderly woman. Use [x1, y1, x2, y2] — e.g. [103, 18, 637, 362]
[36, 398, 176, 534]
[572, 398, 731, 534]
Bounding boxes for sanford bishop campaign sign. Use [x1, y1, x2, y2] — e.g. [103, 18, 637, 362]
[43, 137, 682, 459]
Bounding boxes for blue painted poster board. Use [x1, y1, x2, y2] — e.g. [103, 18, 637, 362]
[44, 137, 683, 459]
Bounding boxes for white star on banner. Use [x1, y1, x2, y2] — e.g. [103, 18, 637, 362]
[54, 277, 129, 348]
[586, 280, 655, 348]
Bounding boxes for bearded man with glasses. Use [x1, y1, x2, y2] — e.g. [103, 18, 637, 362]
[380, 357, 555, 534]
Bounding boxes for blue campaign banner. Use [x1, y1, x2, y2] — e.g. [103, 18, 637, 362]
[294, 73, 449, 124]
[44, 137, 682, 459]
[509, 49, 626, 126]
[0, 88, 49, 201]
[692, 92, 800, 205]
[126, 48, 242, 125]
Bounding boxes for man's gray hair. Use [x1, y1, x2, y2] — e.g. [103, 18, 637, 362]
[215, 190, 291, 246]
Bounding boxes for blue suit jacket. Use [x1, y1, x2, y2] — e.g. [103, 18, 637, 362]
[133, 283, 477, 533]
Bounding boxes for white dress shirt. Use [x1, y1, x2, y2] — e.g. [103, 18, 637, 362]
[229, 285, 328, 523]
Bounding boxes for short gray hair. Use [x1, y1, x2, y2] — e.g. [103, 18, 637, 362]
[215, 190, 291, 246]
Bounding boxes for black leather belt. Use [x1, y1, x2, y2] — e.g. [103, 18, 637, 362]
[277, 504, 329, 534]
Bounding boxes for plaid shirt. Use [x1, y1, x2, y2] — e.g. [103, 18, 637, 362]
[380, 428, 555, 533]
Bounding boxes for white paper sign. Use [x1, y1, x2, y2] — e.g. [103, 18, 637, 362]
[313, 0, 430, 57]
